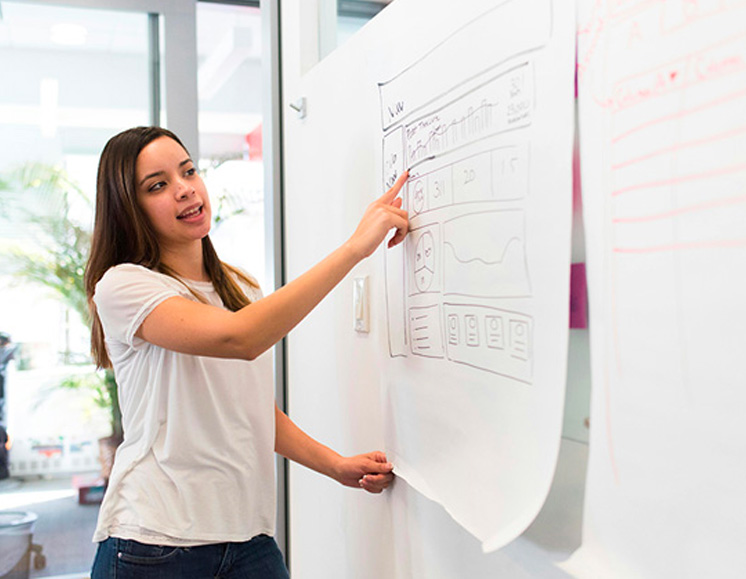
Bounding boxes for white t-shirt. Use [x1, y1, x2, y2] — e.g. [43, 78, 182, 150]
[92, 263, 276, 545]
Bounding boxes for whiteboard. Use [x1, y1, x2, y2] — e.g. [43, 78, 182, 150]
[283, 0, 575, 554]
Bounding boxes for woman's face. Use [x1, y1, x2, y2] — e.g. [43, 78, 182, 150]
[135, 136, 212, 250]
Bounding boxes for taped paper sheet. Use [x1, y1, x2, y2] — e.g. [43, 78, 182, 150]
[568, 1, 746, 576]
[379, 0, 575, 552]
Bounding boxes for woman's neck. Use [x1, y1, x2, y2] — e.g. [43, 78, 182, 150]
[160, 241, 209, 282]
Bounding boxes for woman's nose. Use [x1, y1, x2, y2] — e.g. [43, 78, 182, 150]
[175, 179, 193, 198]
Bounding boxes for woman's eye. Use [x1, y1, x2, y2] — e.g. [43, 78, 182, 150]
[148, 181, 166, 192]
[185, 167, 196, 177]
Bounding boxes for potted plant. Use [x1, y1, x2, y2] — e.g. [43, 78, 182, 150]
[1, 160, 253, 480]
[58, 368, 122, 481]
[0, 163, 123, 479]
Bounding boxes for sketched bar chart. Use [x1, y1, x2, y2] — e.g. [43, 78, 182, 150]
[404, 62, 534, 168]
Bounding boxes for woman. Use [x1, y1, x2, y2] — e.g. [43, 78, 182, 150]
[86, 126, 409, 578]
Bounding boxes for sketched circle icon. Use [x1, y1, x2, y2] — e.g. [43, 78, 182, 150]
[412, 180, 425, 214]
[414, 231, 435, 292]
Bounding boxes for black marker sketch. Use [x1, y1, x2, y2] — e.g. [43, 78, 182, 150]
[404, 62, 534, 167]
[406, 144, 529, 220]
[414, 232, 435, 293]
[443, 303, 533, 383]
[408, 305, 445, 359]
[412, 178, 426, 214]
[405, 224, 441, 296]
[380, 0, 550, 383]
[377, 0, 551, 131]
[408, 154, 436, 173]
[485, 315, 505, 349]
[443, 210, 531, 298]
[383, 126, 406, 191]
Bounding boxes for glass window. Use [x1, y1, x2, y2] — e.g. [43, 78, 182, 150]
[196, 2, 266, 289]
[0, 3, 151, 575]
[320, 0, 394, 60]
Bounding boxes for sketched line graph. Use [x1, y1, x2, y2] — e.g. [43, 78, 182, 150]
[443, 210, 532, 298]
[444, 236, 523, 266]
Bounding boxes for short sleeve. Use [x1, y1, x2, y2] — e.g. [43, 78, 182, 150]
[234, 269, 264, 302]
[93, 264, 181, 348]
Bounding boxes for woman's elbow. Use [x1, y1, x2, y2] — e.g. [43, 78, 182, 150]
[243, 347, 260, 361]
[223, 336, 258, 361]
[221, 314, 270, 361]
[224, 333, 265, 361]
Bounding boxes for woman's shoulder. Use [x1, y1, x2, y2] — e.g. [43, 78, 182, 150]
[96, 263, 184, 300]
[103, 262, 154, 276]
[99, 263, 167, 285]
[225, 265, 264, 300]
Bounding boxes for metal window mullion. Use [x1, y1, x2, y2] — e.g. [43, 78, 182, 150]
[261, 0, 289, 567]
[199, 0, 260, 7]
[148, 13, 161, 127]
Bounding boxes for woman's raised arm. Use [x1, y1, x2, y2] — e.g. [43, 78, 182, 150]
[136, 171, 409, 360]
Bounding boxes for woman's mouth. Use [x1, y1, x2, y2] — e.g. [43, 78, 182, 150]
[177, 205, 204, 220]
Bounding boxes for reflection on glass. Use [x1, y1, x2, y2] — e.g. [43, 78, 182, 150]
[197, 2, 266, 290]
[319, 0, 393, 60]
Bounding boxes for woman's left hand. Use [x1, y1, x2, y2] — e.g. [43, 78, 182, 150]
[334, 451, 394, 494]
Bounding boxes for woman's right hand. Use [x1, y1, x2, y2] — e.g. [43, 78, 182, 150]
[345, 170, 410, 260]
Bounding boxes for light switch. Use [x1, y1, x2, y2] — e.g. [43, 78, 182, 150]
[353, 276, 369, 333]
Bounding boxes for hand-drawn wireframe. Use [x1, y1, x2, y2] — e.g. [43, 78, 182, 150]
[406, 223, 441, 296]
[413, 230, 436, 293]
[407, 144, 530, 219]
[443, 303, 532, 383]
[383, 126, 406, 190]
[443, 210, 531, 298]
[381, 32, 539, 380]
[372, 0, 573, 554]
[409, 304, 445, 359]
[403, 61, 534, 168]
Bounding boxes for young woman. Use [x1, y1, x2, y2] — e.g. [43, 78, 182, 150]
[86, 126, 409, 578]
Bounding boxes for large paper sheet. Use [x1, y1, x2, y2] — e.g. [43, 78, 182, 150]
[379, 0, 576, 551]
[572, 1, 746, 576]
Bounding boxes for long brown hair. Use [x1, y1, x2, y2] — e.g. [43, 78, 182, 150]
[85, 126, 257, 368]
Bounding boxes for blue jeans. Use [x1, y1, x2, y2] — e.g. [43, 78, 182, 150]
[91, 534, 290, 578]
